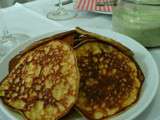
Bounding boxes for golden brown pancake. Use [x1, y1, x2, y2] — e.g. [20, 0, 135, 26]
[8, 30, 77, 72]
[0, 40, 79, 120]
[75, 40, 144, 120]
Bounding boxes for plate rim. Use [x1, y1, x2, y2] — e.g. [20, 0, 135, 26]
[89, 28, 159, 120]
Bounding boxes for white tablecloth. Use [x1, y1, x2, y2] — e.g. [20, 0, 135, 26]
[0, 3, 63, 38]
[1, 0, 160, 120]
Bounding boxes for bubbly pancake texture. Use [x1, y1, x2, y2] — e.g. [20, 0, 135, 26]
[0, 40, 79, 120]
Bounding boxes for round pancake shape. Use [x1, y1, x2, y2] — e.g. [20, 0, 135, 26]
[0, 40, 79, 120]
[75, 41, 144, 120]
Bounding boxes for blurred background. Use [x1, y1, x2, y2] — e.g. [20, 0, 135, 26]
[0, 0, 34, 8]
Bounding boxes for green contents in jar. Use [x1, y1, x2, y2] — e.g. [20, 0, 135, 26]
[112, 1, 160, 47]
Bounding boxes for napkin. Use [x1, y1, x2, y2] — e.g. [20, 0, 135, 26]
[0, 3, 64, 38]
[75, 0, 113, 12]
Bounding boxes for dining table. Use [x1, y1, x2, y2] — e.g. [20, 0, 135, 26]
[0, 0, 160, 120]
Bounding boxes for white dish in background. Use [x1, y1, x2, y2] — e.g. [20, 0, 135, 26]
[0, 28, 159, 120]
[92, 10, 112, 15]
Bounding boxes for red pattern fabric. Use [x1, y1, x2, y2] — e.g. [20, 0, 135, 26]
[75, 0, 112, 12]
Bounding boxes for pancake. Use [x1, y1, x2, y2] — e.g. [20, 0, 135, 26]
[75, 40, 144, 120]
[0, 40, 79, 120]
[9, 30, 77, 72]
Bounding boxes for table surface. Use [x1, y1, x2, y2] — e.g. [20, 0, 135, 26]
[1, 0, 160, 119]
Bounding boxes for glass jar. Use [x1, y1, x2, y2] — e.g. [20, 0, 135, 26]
[112, 0, 160, 47]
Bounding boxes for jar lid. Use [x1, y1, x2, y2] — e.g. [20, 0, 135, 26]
[124, 0, 160, 5]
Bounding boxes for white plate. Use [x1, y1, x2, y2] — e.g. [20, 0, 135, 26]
[92, 10, 112, 15]
[0, 28, 159, 120]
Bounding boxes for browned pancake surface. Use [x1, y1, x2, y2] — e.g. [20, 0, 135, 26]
[0, 40, 79, 120]
[75, 41, 144, 120]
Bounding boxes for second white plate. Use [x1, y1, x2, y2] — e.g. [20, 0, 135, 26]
[92, 10, 112, 15]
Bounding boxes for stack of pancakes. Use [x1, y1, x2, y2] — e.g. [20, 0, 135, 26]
[0, 28, 144, 120]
